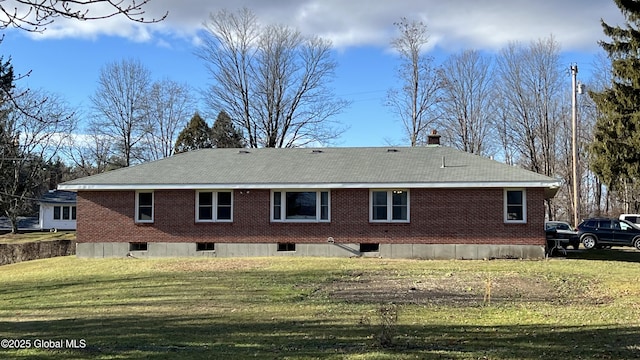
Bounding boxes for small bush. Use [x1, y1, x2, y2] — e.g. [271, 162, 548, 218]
[378, 303, 398, 347]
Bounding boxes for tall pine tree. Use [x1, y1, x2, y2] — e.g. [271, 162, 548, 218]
[0, 56, 19, 233]
[590, 0, 640, 209]
[173, 112, 213, 154]
[211, 111, 245, 148]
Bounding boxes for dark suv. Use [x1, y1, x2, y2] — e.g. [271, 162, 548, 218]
[576, 218, 640, 250]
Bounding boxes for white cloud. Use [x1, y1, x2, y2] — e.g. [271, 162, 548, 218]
[19, 0, 627, 53]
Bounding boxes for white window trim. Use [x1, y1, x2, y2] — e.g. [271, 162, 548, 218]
[135, 190, 154, 224]
[53, 206, 61, 220]
[270, 190, 331, 223]
[54, 205, 75, 221]
[195, 190, 234, 223]
[369, 189, 410, 223]
[504, 188, 527, 224]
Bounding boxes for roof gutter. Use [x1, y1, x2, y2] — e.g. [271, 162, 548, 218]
[59, 181, 562, 192]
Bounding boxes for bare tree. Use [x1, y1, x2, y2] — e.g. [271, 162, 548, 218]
[62, 121, 115, 177]
[0, 88, 75, 233]
[198, 8, 348, 148]
[438, 49, 496, 156]
[0, 0, 166, 32]
[542, 58, 610, 222]
[492, 92, 517, 165]
[90, 58, 151, 167]
[495, 37, 564, 174]
[385, 17, 441, 146]
[142, 79, 194, 160]
[494, 36, 565, 219]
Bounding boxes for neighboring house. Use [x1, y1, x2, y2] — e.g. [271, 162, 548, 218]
[38, 190, 77, 231]
[58, 136, 561, 260]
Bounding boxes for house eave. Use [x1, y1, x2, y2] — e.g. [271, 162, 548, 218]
[58, 181, 561, 191]
[38, 201, 77, 205]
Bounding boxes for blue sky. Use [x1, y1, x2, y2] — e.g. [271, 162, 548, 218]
[1, 0, 626, 147]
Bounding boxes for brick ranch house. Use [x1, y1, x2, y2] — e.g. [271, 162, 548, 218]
[58, 141, 560, 260]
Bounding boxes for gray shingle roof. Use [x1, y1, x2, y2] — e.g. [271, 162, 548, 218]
[39, 190, 77, 204]
[58, 146, 560, 191]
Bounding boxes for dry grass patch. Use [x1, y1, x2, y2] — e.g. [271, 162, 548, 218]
[0, 231, 75, 244]
[151, 257, 272, 272]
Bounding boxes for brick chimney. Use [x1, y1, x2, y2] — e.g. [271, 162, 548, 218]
[427, 130, 441, 146]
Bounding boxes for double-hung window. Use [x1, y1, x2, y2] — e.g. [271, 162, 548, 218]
[504, 189, 526, 223]
[136, 191, 154, 223]
[271, 190, 330, 222]
[196, 191, 233, 222]
[370, 190, 409, 223]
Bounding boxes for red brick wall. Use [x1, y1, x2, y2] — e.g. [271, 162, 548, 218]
[76, 188, 545, 246]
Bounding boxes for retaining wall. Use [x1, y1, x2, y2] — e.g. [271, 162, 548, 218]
[0, 240, 76, 266]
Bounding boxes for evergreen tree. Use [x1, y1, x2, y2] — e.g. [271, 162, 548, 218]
[0, 56, 13, 99]
[173, 112, 213, 154]
[211, 111, 245, 148]
[0, 57, 19, 232]
[589, 0, 640, 207]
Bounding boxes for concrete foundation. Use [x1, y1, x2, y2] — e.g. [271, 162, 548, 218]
[76, 242, 545, 260]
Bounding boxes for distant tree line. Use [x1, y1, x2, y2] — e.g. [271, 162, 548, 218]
[4, 1, 640, 231]
[384, 14, 624, 222]
[0, 0, 167, 233]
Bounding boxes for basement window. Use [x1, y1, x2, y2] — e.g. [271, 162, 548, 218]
[360, 243, 380, 253]
[196, 243, 215, 251]
[277, 243, 296, 252]
[129, 242, 148, 251]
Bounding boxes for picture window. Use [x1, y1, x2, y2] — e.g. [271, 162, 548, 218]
[271, 191, 330, 222]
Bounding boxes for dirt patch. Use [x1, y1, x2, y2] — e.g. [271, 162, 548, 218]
[326, 271, 590, 306]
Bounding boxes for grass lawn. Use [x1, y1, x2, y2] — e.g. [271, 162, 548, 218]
[0, 231, 76, 244]
[1, 252, 640, 359]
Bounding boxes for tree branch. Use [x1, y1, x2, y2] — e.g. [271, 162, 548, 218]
[1, 0, 167, 32]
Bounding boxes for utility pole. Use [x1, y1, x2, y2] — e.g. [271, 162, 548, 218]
[571, 64, 579, 228]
